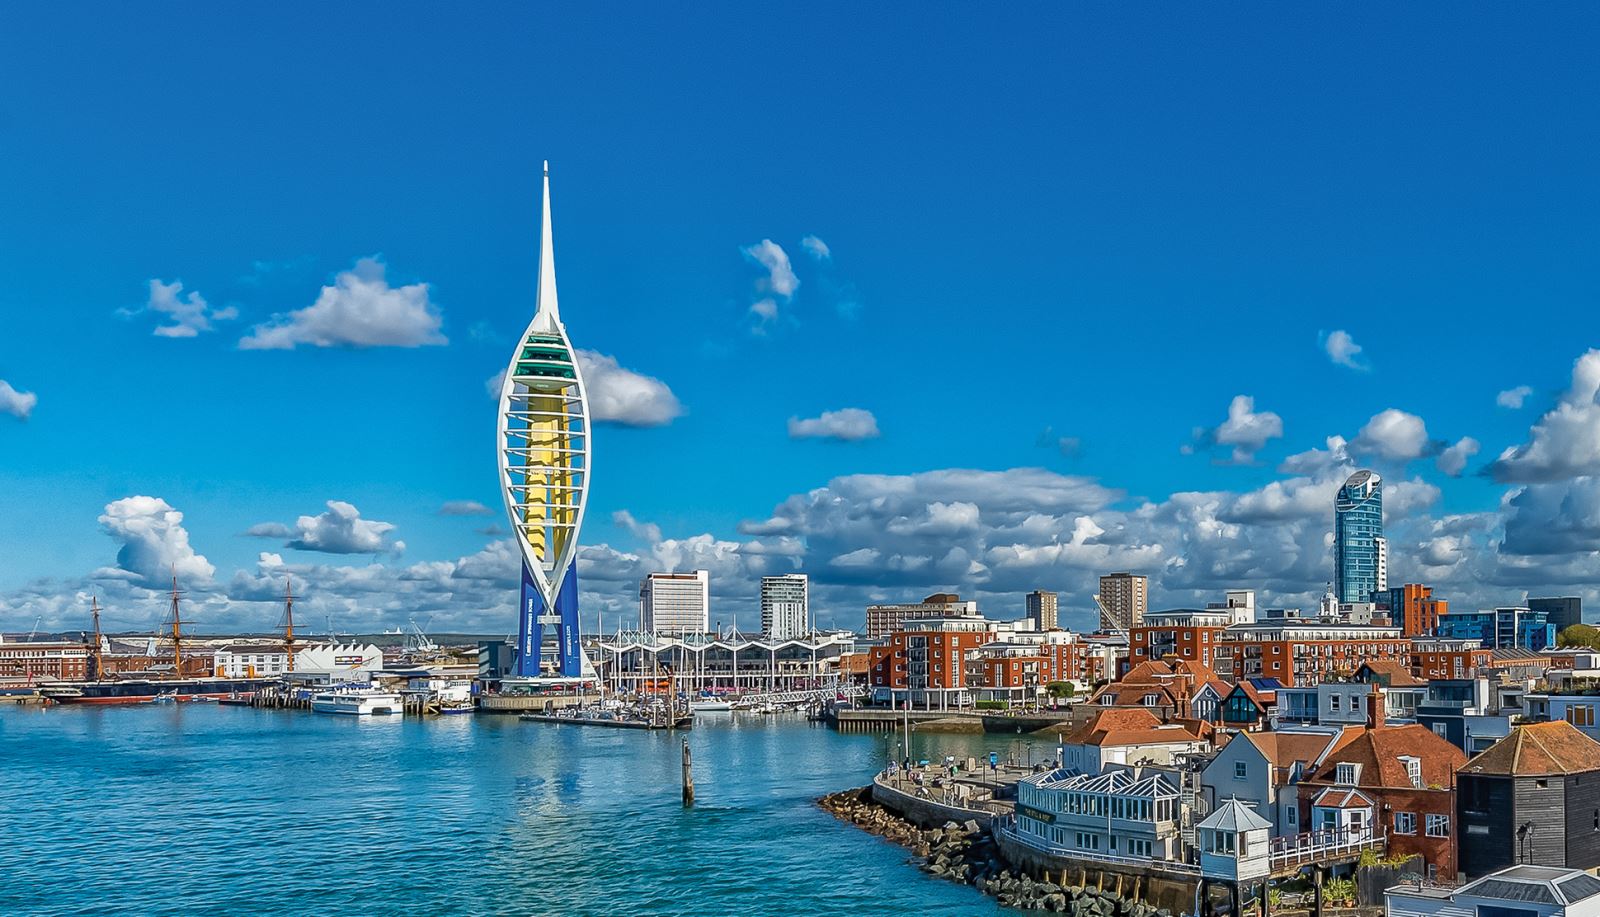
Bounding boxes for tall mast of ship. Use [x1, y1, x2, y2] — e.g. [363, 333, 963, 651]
[167, 567, 184, 679]
[281, 576, 296, 673]
[90, 595, 105, 680]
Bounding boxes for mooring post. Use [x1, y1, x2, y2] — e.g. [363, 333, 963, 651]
[682, 739, 695, 806]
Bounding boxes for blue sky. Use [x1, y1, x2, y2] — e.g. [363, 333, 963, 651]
[3, 4, 1599, 635]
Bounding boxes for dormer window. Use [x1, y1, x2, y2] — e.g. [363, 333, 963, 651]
[1401, 756, 1422, 789]
[1336, 763, 1359, 786]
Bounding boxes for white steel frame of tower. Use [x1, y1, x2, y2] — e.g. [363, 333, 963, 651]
[496, 162, 590, 676]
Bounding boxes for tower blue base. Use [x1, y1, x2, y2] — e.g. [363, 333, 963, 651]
[516, 563, 584, 677]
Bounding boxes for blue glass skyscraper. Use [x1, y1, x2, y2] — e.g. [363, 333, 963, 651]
[1334, 470, 1386, 604]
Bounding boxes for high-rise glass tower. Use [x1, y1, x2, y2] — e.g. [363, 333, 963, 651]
[497, 163, 590, 677]
[1334, 470, 1386, 604]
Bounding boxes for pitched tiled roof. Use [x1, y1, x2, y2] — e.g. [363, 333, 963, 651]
[1090, 682, 1177, 708]
[1303, 724, 1466, 790]
[1244, 729, 1349, 782]
[1356, 658, 1425, 687]
[1057, 707, 1207, 748]
[1312, 787, 1374, 809]
[1462, 721, 1600, 776]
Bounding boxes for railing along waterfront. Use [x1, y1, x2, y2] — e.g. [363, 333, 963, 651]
[1267, 827, 1386, 870]
[996, 817, 1203, 876]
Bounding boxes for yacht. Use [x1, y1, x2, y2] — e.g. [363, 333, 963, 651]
[310, 685, 402, 716]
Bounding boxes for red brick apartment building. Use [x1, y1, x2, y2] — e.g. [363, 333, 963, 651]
[1215, 623, 1411, 687]
[0, 639, 89, 684]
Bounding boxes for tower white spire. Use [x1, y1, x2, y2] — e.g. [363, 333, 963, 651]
[533, 160, 560, 331]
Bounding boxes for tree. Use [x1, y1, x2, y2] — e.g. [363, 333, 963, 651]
[1045, 681, 1076, 699]
[1559, 624, 1600, 651]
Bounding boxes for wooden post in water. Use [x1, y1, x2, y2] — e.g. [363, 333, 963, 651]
[681, 740, 695, 806]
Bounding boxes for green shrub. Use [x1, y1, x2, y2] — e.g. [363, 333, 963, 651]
[974, 700, 1007, 710]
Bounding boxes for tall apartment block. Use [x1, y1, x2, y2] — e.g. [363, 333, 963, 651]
[1025, 590, 1059, 631]
[760, 574, 809, 640]
[1097, 573, 1148, 632]
[640, 570, 711, 636]
[864, 592, 978, 639]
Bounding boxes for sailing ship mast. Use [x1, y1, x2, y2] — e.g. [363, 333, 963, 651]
[90, 595, 105, 680]
[280, 576, 296, 673]
[166, 568, 184, 679]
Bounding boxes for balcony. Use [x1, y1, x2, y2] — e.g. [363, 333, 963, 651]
[1268, 827, 1386, 872]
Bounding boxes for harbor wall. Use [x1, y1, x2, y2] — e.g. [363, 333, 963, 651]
[871, 776, 995, 831]
[993, 823, 1198, 914]
[475, 692, 600, 714]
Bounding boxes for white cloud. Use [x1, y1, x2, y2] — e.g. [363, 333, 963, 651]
[788, 407, 881, 442]
[1351, 408, 1433, 462]
[0, 380, 38, 420]
[486, 369, 506, 399]
[1497, 385, 1533, 409]
[285, 501, 400, 554]
[239, 257, 446, 350]
[243, 522, 293, 538]
[144, 279, 238, 338]
[1198, 395, 1283, 463]
[1436, 436, 1481, 477]
[98, 496, 215, 587]
[438, 501, 493, 516]
[1489, 349, 1600, 484]
[801, 235, 831, 260]
[1278, 435, 1352, 477]
[576, 350, 684, 427]
[1322, 329, 1369, 371]
[742, 239, 798, 329]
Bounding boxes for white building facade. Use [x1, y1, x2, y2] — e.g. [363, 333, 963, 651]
[641, 570, 711, 636]
[760, 574, 809, 640]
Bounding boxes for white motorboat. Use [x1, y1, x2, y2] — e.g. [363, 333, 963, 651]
[689, 699, 734, 713]
[311, 686, 402, 716]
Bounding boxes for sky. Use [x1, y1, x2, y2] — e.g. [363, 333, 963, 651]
[2, 4, 1599, 637]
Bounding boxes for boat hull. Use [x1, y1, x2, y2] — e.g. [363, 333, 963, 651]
[43, 679, 272, 705]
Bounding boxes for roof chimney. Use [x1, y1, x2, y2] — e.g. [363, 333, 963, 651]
[1367, 685, 1381, 730]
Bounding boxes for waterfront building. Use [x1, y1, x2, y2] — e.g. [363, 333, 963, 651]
[1025, 590, 1058, 631]
[1212, 622, 1410, 687]
[497, 163, 591, 678]
[0, 637, 89, 685]
[279, 643, 386, 684]
[1195, 800, 1273, 886]
[866, 616, 992, 707]
[1531, 596, 1584, 634]
[1096, 572, 1148, 631]
[1015, 764, 1184, 860]
[1297, 722, 1467, 881]
[864, 593, 978, 639]
[640, 570, 710, 636]
[968, 630, 1102, 705]
[1129, 608, 1230, 669]
[1437, 606, 1558, 652]
[1456, 721, 1600, 878]
[1056, 706, 1211, 775]
[1386, 865, 1600, 917]
[760, 574, 809, 640]
[213, 643, 289, 678]
[597, 631, 851, 696]
[1372, 583, 1448, 637]
[1333, 470, 1387, 605]
[1199, 726, 1355, 837]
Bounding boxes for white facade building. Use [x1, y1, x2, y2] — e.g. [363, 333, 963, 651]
[641, 570, 711, 635]
[760, 574, 809, 640]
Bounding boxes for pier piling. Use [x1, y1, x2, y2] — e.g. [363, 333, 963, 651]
[681, 740, 694, 807]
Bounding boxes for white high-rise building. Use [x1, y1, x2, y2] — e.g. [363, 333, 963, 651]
[640, 570, 710, 636]
[761, 574, 809, 640]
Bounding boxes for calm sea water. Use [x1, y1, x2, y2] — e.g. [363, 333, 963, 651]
[0, 705, 1055, 916]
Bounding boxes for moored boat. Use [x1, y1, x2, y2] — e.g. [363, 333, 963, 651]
[41, 678, 273, 705]
[310, 685, 403, 716]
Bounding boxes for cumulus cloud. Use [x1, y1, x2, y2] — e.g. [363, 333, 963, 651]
[1497, 385, 1533, 409]
[243, 522, 293, 538]
[576, 350, 684, 426]
[1322, 329, 1370, 371]
[800, 235, 831, 260]
[788, 408, 880, 442]
[98, 496, 215, 587]
[1488, 349, 1600, 483]
[1351, 409, 1435, 462]
[742, 239, 798, 329]
[142, 279, 238, 338]
[239, 257, 446, 350]
[1436, 437, 1481, 478]
[284, 501, 401, 555]
[438, 501, 493, 516]
[1195, 395, 1283, 464]
[0, 379, 38, 420]
[1279, 435, 1352, 477]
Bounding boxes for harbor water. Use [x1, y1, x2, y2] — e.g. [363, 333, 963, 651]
[0, 705, 1058, 916]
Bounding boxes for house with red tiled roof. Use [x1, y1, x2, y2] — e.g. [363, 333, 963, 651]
[1198, 725, 1357, 837]
[1457, 721, 1600, 878]
[1088, 656, 1218, 718]
[1055, 706, 1210, 776]
[1297, 723, 1468, 880]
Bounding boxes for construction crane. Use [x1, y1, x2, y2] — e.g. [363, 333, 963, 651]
[1092, 593, 1118, 633]
[27, 615, 42, 642]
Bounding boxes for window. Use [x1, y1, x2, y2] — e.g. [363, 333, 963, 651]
[1287, 806, 1297, 826]
[1394, 812, 1416, 835]
[1432, 723, 1449, 739]
[1235, 762, 1248, 780]
[1329, 694, 1342, 712]
[1569, 705, 1596, 728]
[1425, 814, 1449, 838]
[1402, 757, 1423, 789]
[1209, 830, 1236, 854]
[1336, 763, 1358, 786]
